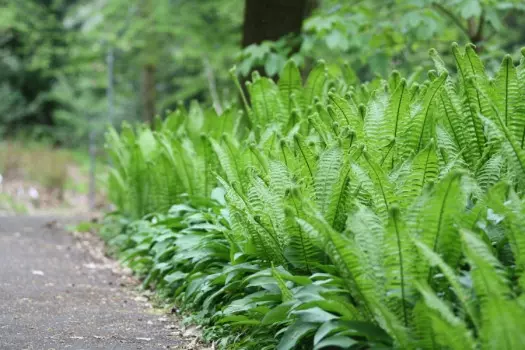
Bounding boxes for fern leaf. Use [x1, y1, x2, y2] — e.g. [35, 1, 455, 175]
[107, 168, 127, 211]
[354, 152, 396, 220]
[293, 134, 318, 182]
[346, 206, 387, 303]
[475, 153, 504, 191]
[451, 44, 488, 151]
[279, 60, 303, 118]
[304, 60, 328, 106]
[271, 265, 293, 302]
[416, 283, 476, 350]
[412, 171, 465, 271]
[482, 112, 525, 183]
[127, 143, 148, 218]
[429, 48, 447, 75]
[383, 207, 415, 327]
[314, 147, 351, 230]
[398, 142, 439, 208]
[436, 83, 479, 165]
[210, 136, 246, 194]
[488, 190, 525, 274]
[461, 229, 525, 350]
[297, 213, 374, 319]
[414, 240, 479, 331]
[493, 55, 521, 132]
[327, 92, 364, 142]
[250, 73, 282, 127]
[374, 80, 410, 169]
[285, 191, 322, 273]
[401, 72, 447, 155]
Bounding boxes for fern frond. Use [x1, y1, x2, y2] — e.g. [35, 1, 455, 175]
[353, 152, 396, 220]
[248, 175, 288, 248]
[481, 113, 525, 184]
[411, 171, 465, 271]
[327, 92, 364, 142]
[363, 89, 391, 164]
[414, 240, 479, 331]
[107, 168, 127, 211]
[461, 229, 525, 350]
[185, 100, 205, 140]
[487, 189, 525, 273]
[475, 153, 504, 191]
[297, 213, 374, 319]
[314, 147, 351, 230]
[278, 60, 303, 118]
[400, 72, 447, 156]
[492, 55, 522, 134]
[293, 134, 318, 182]
[210, 136, 247, 195]
[435, 126, 467, 176]
[383, 207, 416, 328]
[416, 283, 475, 350]
[304, 60, 328, 106]
[127, 142, 148, 218]
[451, 44, 488, 153]
[397, 142, 439, 208]
[346, 206, 387, 303]
[436, 82, 479, 165]
[104, 126, 129, 178]
[249, 72, 282, 127]
[411, 301, 439, 350]
[271, 265, 293, 302]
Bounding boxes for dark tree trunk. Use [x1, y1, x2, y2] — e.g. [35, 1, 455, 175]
[238, 0, 317, 111]
[241, 0, 317, 84]
[242, 0, 309, 48]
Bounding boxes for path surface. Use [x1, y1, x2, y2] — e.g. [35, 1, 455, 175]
[0, 216, 186, 350]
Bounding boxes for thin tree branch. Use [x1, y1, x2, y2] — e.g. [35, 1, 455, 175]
[474, 11, 485, 42]
[431, 2, 470, 39]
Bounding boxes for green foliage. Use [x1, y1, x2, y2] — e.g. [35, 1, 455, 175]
[103, 45, 525, 349]
[238, 0, 525, 80]
[0, 0, 242, 144]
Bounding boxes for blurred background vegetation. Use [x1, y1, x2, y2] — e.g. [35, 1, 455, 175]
[1, 0, 524, 147]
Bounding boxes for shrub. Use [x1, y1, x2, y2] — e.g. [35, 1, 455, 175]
[103, 44, 525, 349]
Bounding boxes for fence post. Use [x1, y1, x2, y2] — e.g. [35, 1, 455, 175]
[107, 47, 115, 126]
[88, 129, 96, 211]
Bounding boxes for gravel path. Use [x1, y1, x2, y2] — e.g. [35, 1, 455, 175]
[0, 216, 189, 350]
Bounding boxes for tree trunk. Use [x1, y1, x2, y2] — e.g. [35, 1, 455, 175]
[242, 0, 309, 48]
[142, 64, 156, 127]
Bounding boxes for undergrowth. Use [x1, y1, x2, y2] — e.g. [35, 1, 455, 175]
[101, 44, 525, 350]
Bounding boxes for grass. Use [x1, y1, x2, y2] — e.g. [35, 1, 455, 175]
[0, 192, 28, 214]
[0, 141, 70, 193]
[0, 139, 108, 213]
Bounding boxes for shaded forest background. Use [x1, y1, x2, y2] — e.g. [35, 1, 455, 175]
[1, 0, 524, 146]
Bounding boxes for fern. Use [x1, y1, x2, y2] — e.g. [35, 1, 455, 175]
[411, 171, 465, 271]
[304, 60, 328, 107]
[278, 60, 303, 118]
[314, 147, 351, 230]
[461, 229, 525, 350]
[400, 72, 447, 156]
[416, 283, 475, 350]
[249, 72, 282, 128]
[103, 45, 525, 350]
[397, 142, 439, 208]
